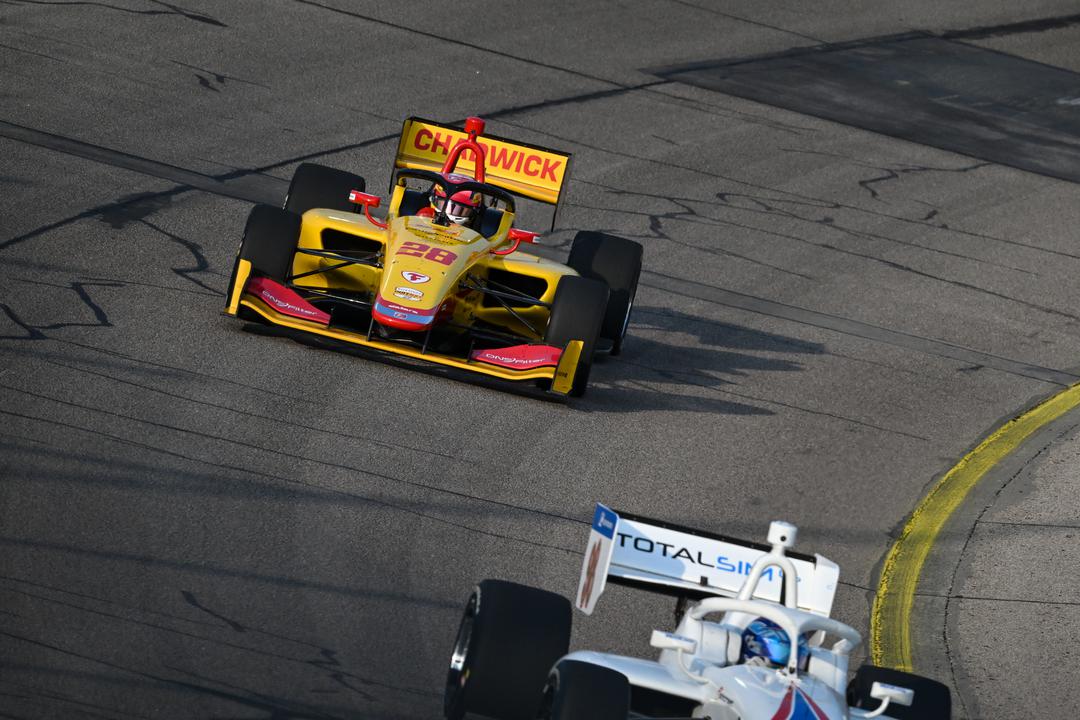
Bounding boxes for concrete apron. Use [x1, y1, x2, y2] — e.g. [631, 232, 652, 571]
[910, 397, 1080, 719]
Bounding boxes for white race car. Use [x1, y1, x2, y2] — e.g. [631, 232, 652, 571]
[444, 505, 951, 720]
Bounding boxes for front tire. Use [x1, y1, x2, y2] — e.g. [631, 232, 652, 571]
[538, 660, 629, 720]
[283, 162, 366, 215]
[544, 276, 609, 397]
[847, 665, 951, 720]
[567, 232, 642, 356]
[444, 580, 571, 720]
[238, 205, 301, 281]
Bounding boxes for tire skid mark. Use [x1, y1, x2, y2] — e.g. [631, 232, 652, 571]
[5, 0, 226, 27]
[640, 85, 820, 135]
[0, 571, 222, 632]
[0, 630, 348, 719]
[168, 60, 269, 90]
[579, 185, 1075, 324]
[515, 119, 1080, 264]
[31, 353, 505, 472]
[0, 382, 582, 526]
[570, 197, 816, 281]
[0, 338, 319, 405]
[824, 350, 1002, 405]
[663, 0, 826, 43]
[0, 582, 433, 700]
[58, 338, 320, 404]
[0, 567, 423, 672]
[578, 176, 1039, 275]
[180, 591, 245, 632]
[290, 0, 623, 89]
[0, 412, 585, 555]
[80, 275, 218, 298]
[0, 531, 459, 608]
[783, 147, 993, 204]
[0, 677, 148, 720]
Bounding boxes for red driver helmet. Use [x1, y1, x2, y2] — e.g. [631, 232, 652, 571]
[431, 174, 480, 225]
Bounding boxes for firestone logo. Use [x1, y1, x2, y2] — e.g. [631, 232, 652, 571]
[402, 271, 430, 284]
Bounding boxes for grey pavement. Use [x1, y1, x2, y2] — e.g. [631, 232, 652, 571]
[4, 1, 1080, 718]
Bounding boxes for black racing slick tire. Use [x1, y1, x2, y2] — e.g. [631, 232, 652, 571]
[567, 231, 642, 356]
[538, 660, 629, 720]
[444, 580, 571, 720]
[238, 204, 301, 282]
[544, 276, 609, 397]
[283, 162, 366, 215]
[847, 665, 951, 720]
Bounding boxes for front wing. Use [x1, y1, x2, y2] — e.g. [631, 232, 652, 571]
[225, 260, 584, 395]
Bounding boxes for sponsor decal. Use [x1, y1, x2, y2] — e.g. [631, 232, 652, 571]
[246, 277, 329, 325]
[412, 128, 563, 182]
[402, 271, 430, 284]
[394, 286, 424, 301]
[592, 504, 618, 539]
[614, 526, 790, 581]
[470, 345, 562, 370]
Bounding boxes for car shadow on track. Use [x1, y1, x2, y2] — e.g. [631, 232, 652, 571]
[582, 305, 824, 414]
[235, 303, 823, 413]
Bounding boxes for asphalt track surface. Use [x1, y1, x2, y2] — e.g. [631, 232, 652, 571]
[3, 2, 1080, 718]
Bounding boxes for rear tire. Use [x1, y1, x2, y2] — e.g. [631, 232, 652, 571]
[538, 660, 629, 720]
[567, 232, 642, 356]
[283, 162, 366, 215]
[444, 580, 571, 720]
[544, 276, 609, 397]
[847, 665, 951, 720]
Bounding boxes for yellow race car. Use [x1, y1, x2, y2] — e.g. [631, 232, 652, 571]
[224, 116, 642, 397]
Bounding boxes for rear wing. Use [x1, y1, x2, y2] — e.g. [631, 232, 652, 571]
[394, 116, 572, 220]
[575, 504, 840, 617]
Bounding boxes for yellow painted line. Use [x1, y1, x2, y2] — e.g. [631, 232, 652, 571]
[871, 381, 1080, 671]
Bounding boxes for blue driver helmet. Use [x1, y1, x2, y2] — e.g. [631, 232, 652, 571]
[740, 618, 809, 668]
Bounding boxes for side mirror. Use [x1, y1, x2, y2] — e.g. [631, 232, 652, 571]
[871, 681, 915, 707]
[348, 190, 380, 207]
[347, 190, 387, 229]
[507, 228, 540, 244]
[650, 630, 697, 654]
[492, 228, 542, 256]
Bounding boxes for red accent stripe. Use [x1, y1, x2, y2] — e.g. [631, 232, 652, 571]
[771, 687, 795, 720]
[799, 688, 830, 720]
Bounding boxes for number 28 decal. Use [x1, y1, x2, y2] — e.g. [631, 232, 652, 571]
[396, 241, 457, 266]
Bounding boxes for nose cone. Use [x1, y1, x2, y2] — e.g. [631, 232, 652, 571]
[373, 216, 480, 331]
